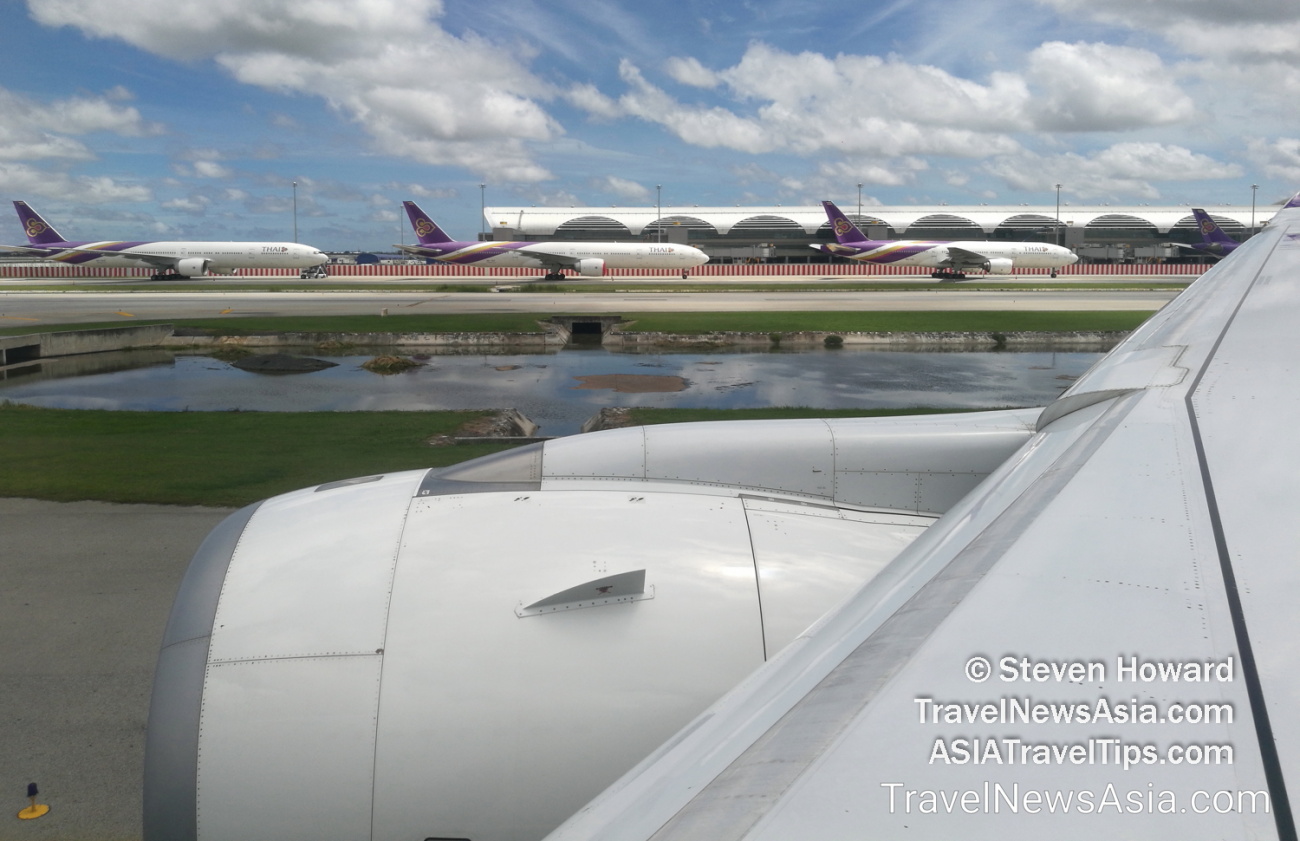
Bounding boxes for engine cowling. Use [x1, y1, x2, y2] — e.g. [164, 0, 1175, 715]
[982, 257, 1014, 275]
[174, 257, 212, 277]
[574, 257, 606, 277]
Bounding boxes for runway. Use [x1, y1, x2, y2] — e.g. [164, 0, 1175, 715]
[0, 288, 1177, 326]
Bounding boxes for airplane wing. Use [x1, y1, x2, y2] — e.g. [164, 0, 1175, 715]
[0, 243, 55, 255]
[1168, 242, 1227, 260]
[544, 199, 1300, 839]
[944, 244, 995, 268]
[512, 245, 582, 267]
[392, 243, 439, 257]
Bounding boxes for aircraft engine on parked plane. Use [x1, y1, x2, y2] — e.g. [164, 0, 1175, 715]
[574, 257, 606, 277]
[175, 257, 212, 277]
[983, 257, 1014, 274]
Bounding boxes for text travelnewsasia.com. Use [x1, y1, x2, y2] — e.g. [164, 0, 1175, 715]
[915, 696, 1232, 725]
[881, 782, 1268, 815]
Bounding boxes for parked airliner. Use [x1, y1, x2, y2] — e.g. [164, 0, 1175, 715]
[3, 201, 329, 279]
[395, 201, 709, 279]
[1170, 207, 1242, 259]
[814, 199, 1078, 278]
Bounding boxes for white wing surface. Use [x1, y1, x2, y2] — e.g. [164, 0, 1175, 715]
[545, 204, 1300, 840]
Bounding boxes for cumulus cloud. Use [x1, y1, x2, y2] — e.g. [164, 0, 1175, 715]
[1034, 0, 1300, 63]
[984, 143, 1241, 199]
[664, 56, 719, 88]
[589, 51, 1027, 162]
[27, 0, 560, 181]
[593, 175, 650, 200]
[571, 40, 1202, 176]
[1026, 42, 1195, 131]
[0, 85, 162, 163]
[0, 161, 153, 203]
[1247, 137, 1300, 182]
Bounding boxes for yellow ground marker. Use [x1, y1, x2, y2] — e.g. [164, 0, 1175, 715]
[220, 308, 233, 314]
[17, 783, 49, 820]
[115, 310, 134, 317]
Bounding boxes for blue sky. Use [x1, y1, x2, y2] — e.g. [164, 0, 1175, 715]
[2, 0, 1299, 249]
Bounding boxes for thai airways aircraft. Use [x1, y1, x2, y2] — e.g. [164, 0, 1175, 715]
[3, 201, 329, 279]
[1170, 207, 1243, 259]
[394, 200, 709, 278]
[814, 199, 1078, 278]
[145, 192, 1300, 840]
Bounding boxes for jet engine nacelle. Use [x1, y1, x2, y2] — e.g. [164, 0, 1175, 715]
[144, 412, 1038, 841]
[983, 257, 1014, 275]
[574, 257, 606, 277]
[174, 257, 212, 277]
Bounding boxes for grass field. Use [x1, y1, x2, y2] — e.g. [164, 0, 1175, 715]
[0, 403, 995, 507]
[0, 310, 1154, 338]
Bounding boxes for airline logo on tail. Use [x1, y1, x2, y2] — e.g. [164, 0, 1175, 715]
[25, 219, 47, 238]
[1201, 218, 1220, 237]
[414, 217, 435, 238]
[833, 217, 854, 238]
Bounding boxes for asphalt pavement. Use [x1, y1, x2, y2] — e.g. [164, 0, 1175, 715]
[0, 499, 232, 841]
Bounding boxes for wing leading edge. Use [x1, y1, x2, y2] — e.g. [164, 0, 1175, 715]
[546, 200, 1300, 840]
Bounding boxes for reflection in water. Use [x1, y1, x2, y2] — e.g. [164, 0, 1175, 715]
[0, 346, 1102, 436]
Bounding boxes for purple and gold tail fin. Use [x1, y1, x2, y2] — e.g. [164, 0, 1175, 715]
[403, 201, 456, 246]
[821, 200, 867, 244]
[1190, 208, 1238, 246]
[13, 201, 67, 246]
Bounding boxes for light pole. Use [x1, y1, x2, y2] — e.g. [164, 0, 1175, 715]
[1054, 183, 1062, 246]
[292, 180, 298, 243]
[1251, 183, 1258, 237]
[480, 183, 486, 238]
[857, 182, 862, 224]
[656, 184, 662, 243]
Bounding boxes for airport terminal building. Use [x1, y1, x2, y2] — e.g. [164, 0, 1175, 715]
[482, 204, 1274, 264]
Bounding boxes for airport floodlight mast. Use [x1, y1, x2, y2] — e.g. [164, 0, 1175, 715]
[857, 183, 863, 224]
[1252, 184, 1258, 237]
[1055, 183, 1062, 247]
[292, 180, 298, 243]
[656, 184, 662, 243]
[480, 183, 486, 237]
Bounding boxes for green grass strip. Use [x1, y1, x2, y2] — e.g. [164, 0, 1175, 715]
[615, 310, 1153, 334]
[1, 310, 1153, 338]
[0, 403, 1001, 507]
[0, 404, 520, 507]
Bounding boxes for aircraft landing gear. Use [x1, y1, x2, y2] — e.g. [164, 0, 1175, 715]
[931, 269, 967, 280]
[1050, 270, 1058, 278]
[681, 270, 689, 279]
[544, 271, 565, 280]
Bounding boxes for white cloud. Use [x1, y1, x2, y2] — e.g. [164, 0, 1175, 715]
[0, 162, 153, 203]
[0, 85, 162, 163]
[1034, 0, 1300, 63]
[664, 56, 719, 88]
[1247, 137, 1300, 183]
[593, 175, 650, 200]
[1026, 42, 1195, 131]
[28, 0, 560, 181]
[984, 143, 1241, 199]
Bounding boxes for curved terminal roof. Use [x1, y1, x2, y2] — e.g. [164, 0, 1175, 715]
[484, 205, 1275, 237]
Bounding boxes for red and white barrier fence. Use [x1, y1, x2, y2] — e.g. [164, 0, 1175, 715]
[0, 262, 1212, 279]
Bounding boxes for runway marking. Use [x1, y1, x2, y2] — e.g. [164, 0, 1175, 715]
[1, 315, 41, 321]
[220, 308, 233, 314]
[116, 310, 134, 317]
